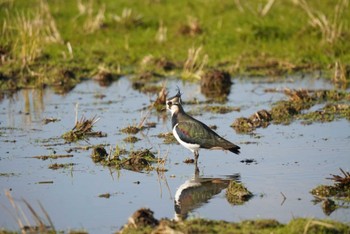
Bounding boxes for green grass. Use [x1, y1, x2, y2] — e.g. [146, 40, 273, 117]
[0, 0, 349, 90]
[119, 217, 350, 234]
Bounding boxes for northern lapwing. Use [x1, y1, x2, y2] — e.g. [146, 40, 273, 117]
[166, 89, 240, 164]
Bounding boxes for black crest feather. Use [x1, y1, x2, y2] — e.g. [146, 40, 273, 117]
[175, 86, 182, 98]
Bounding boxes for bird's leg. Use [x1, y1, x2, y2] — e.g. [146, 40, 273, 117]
[194, 150, 199, 166]
[194, 162, 200, 178]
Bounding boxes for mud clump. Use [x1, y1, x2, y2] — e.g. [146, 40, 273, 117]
[52, 69, 77, 94]
[91, 146, 108, 163]
[121, 208, 159, 232]
[200, 69, 232, 101]
[226, 181, 253, 205]
[92, 69, 119, 87]
[155, 58, 177, 71]
[183, 158, 195, 164]
[131, 71, 164, 94]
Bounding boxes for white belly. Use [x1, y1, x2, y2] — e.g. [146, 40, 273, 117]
[173, 124, 200, 153]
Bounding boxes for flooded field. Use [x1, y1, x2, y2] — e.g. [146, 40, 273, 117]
[0, 76, 349, 233]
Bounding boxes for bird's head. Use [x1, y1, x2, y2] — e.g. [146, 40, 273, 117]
[166, 88, 182, 115]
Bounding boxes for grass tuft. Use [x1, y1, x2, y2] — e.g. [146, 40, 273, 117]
[182, 46, 208, 80]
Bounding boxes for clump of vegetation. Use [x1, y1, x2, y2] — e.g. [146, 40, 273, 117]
[311, 168, 350, 199]
[231, 109, 271, 133]
[153, 85, 167, 112]
[200, 69, 232, 101]
[91, 146, 108, 163]
[32, 154, 73, 160]
[311, 168, 350, 215]
[130, 70, 165, 95]
[48, 163, 75, 170]
[120, 125, 142, 135]
[182, 46, 208, 80]
[4, 190, 55, 233]
[123, 136, 140, 143]
[231, 117, 255, 133]
[62, 116, 107, 142]
[301, 103, 350, 124]
[225, 181, 253, 205]
[156, 132, 177, 144]
[92, 65, 121, 87]
[295, 0, 348, 44]
[270, 101, 300, 124]
[92, 147, 160, 172]
[203, 105, 240, 114]
[178, 16, 203, 37]
[120, 208, 159, 232]
[112, 8, 143, 28]
[120, 149, 157, 172]
[233, 88, 350, 133]
[183, 158, 195, 164]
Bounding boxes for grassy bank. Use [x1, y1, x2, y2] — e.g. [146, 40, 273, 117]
[0, 0, 349, 90]
[119, 217, 350, 234]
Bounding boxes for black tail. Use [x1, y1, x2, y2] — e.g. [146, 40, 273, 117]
[229, 145, 240, 155]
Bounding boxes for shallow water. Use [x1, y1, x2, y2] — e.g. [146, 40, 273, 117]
[0, 76, 349, 233]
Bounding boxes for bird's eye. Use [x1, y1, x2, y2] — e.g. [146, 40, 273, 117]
[167, 101, 172, 106]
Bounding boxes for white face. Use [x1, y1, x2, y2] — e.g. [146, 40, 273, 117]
[166, 100, 179, 115]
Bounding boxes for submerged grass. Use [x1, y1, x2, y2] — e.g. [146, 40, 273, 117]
[1, 0, 349, 91]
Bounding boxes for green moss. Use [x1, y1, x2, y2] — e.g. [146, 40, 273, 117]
[225, 181, 253, 205]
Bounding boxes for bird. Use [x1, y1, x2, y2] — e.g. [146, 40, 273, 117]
[166, 89, 240, 164]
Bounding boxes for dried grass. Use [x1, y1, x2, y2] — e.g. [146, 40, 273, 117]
[182, 46, 208, 80]
[4, 190, 55, 233]
[2, 0, 61, 67]
[295, 0, 349, 44]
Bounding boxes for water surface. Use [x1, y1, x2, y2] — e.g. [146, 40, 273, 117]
[0, 76, 349, 233]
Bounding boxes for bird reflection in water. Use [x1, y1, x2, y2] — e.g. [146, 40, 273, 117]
[174, 165, 240, 221]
